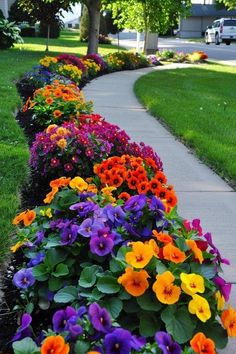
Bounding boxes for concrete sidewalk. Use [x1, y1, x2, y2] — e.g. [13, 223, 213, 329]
[84, 65, 236, 353]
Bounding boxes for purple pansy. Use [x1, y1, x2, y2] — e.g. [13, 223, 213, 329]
[60, 224, 79, 245]
[90, 235, 114, 256]
[204, 232, 230, 265]
[103, 205, 126, 226]
[13, 268, 35, 289]
[155, 331, 181, 354]
[88, 303, 112, 334]
[124, 194, 146, 212]
[78, 218, 104, 238]
[27, 252, 45, 267]
[52, 306, 83, 339]
[69, 201, 95, 217]
[104, 328, 132, 354]
[12, 313, 32, 341]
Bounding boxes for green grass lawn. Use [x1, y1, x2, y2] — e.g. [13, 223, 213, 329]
[134, 63, 236, 186]
[0, 30, 121, 263]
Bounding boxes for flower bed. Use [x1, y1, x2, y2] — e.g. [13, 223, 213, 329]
[2, 50, 235, 354]
[156, 49, 208, 63]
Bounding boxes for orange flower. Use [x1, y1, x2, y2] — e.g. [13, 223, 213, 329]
[49, 177, 71, 189]
[153, 271, 181, 304]
[153, 231, 173, 244]
[57, 138, 67, 149]
[46, 124, 58, 133]
[190, 332, 216, 354]
[23, 209, 36, 226]
[149, 178, 161, 194]
[163, 243, 186, 263]
[110, 174, 123, 188]
[45, 97, 54, 105]
[156, 186, 167, 200]
[53, 110, 62, 118]
[40, 335, 70, 354]
[137, 181, 150, 194]
[165, 190, 177, 208]
[12, 211, 25, 225]
[221, 306, 236, 337]
[118, 192, 131, 202]
[118, 267, 150, 296]
[155, 171, 167, 184]
[186, 240, 204, 264]
[127, 176, 138, 190]
[44, 188, 58, 204]
[126, 241, 154, 268]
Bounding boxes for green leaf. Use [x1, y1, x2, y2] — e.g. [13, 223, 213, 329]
[109, 258, 126, 273]
[52, 263, 69, 277]
[100, 298, 123, 319]
[97, 275, 120, 294]
[123, 299, 140, 313]
[13, 337, 40, 354]
[155, 260, 167, 274]
[116, 245, 129, 261]
[79, 265, 102, 288]
[196, 322, 228, 349]
[139, 311, 161, 337]
[175, 237, 189, 252]
[190, 263, 217, 279]
[25, 303, 34, 314]
[74, 341, 90, 353]
[137, 291, 162, 312]
[54, 286, 78, 303]
[32, 264, 49, 281]
[44, 248, 67, 269]
[161, 306, 196, 344]
[48, 277, 62, 292]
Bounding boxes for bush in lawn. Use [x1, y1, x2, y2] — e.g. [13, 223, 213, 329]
[105, 52, 149, 71]
[22, 81, 93, 128]
[11, 176, 233, 352]
[0, 18, 23, 49]
[79, 5, 89, 42]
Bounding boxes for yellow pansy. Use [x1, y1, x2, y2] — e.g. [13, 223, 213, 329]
[215, 290, 225, 311]
[126, 241, 154, 269]
[10, 240, 26, 253]
[69, 177, 88, 192]
[40, 208, 53, 218]
[101, 186, 117, 195]
[188, 294, 211, 322]
[180, 273, 205, 296]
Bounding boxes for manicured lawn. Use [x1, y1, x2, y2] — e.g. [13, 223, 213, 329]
[0, 30, 121, 262]
[134, 63, 236, 186]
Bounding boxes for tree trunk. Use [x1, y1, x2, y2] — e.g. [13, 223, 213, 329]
[85, 0, 101, 54]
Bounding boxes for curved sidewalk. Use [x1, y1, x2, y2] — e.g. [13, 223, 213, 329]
[84, 65, 236, 352]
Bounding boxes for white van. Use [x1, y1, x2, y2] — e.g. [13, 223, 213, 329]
[205, 18, 236, 45]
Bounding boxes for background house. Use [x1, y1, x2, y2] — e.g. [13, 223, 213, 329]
[180, 0, 236, 37]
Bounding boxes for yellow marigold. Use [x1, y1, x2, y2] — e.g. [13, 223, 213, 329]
[126, 241, 154, 268]
[50, 133, 58, 141]
[153, 271, 181, 305]
[69, 177, 88, 192]
[57, 138, 67, 149]
[188, 294, 211, 322]
[180, 273, 205, 296]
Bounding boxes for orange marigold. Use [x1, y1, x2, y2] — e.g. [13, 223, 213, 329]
[118, 267, 150, 297]
[190, 332, 216, 354]
[163, 243, 186, 263]
[153, 271, 181, 305]
[45, 97, 54, 105]
[40, 335, 70, 354]
[118, 192, 131, 202]
[53, 110, 62, 118]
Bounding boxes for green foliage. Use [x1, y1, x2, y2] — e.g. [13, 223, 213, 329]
[12, 338, 40, 354]
[217, 0, 236, 9]
[8, 0, 33, 24]
[39, 18, 63, 38]
[79, 5, 89, 41]
[0, 19, 23, 49]
[0, 9, 5, 19]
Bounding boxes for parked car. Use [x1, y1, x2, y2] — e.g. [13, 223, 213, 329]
[205, 18, 236, 45]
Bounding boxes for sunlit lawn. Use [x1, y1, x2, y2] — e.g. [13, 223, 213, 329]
[0, 30, 122, 262]
[134, 63, 236, 186]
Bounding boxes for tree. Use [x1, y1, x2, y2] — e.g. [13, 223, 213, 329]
[217, 0, 236, 8]
[18, 0, 76, 50]
[103, 0, 191, 51]
[82, 0, 102, 54]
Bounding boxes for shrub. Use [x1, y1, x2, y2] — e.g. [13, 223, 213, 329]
[0, 18, 23, 49]
[105, 52, 149, 71]
[79, 5, 89, 42]
[8, 0, 33, 24]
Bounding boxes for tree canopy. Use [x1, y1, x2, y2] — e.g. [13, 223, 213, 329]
[217, 0, 236, 9]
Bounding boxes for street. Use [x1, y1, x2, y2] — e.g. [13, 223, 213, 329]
[113, 32, 236, 65]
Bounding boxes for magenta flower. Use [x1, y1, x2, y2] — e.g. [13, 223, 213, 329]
[13, 268, 35, 289]
[12, 313, 32, 341]
[214, 275, 232, 301]
[155, 331, 181, 354]
[88, 303, 112, 334]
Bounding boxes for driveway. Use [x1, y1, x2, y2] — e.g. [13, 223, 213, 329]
[113, 32, 236, 65]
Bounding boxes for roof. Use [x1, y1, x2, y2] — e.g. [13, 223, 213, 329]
[191, 4, 236, 17]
